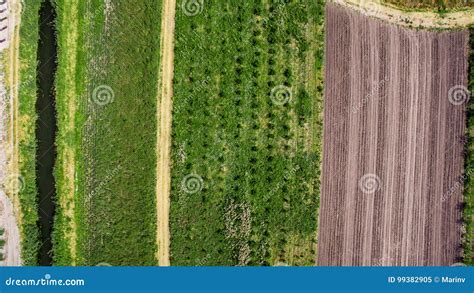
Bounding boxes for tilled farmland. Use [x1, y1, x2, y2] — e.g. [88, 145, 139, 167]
[318, 3, 470, 266]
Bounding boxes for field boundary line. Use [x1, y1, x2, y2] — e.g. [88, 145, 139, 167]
[156, 0, 176, 266]
[332, 0, 474, 29]
[4, 0, 22, 266]
[9, 0, 20, 214]
[56, 0, 80, 265]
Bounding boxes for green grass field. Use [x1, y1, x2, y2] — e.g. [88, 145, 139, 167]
[17, 0, 474, 267]
[169, 0, 324, 266]
[53, 0, 83, 265]
[17, 0, 42, 266]
[53, 0, 161, 265]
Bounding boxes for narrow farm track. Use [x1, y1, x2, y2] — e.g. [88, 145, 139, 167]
[318, 3, 469, 266]
[0, 191, 21, 265]
[0, 0, 22, 266]
[156, 0, 175, 266]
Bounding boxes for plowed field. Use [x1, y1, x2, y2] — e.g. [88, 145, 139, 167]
[318, 3, 470, 266]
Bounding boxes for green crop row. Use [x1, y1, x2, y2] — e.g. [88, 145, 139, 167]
[169, 0, 324, 266]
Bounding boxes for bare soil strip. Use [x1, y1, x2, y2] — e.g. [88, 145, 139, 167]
[0, 191, 21, 265]
[0, 0, 22, 266]
[332, 0, 474, 29]
[318, 3, 469, 266]
[156, 0, 176, 266]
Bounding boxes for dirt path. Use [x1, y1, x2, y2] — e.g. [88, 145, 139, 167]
[332, 0, 474, 29]
[318, 3, 469, 266]
[156, 0, 176, 266]
[0, 191, 21, 265]
[0, 0, 22, 266]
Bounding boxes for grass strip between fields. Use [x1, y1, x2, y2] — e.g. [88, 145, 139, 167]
[16, 0, 41, 266]
[52, 0, 80, 265]
[463, 27, 474, 265]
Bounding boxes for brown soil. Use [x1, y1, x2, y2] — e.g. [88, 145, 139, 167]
[318, 3, 469, 266]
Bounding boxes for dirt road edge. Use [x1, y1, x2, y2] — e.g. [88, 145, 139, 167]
[1, 0, 22, 266]
[156, 0, 176, 266]
[332, 0, 474, 29]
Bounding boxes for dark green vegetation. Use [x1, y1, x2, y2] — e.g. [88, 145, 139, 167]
[170, 0, 324, 265]
[463, 27, 474, 265]
[17, 0, 42, 266]
[0, 228, 4, 260]
[382, 0, 473, 10]
[0, 239, 4, 261]
[53, 0, 161, 265]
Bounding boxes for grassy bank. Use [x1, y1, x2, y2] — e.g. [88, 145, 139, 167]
[17, 0, 42, 266]
[53, 0, 161, 265]
[169, 0, 324, 266]
[52, 0, 82, 265]
[463, 27, 474, 265]
[382, 0, 473, 10]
